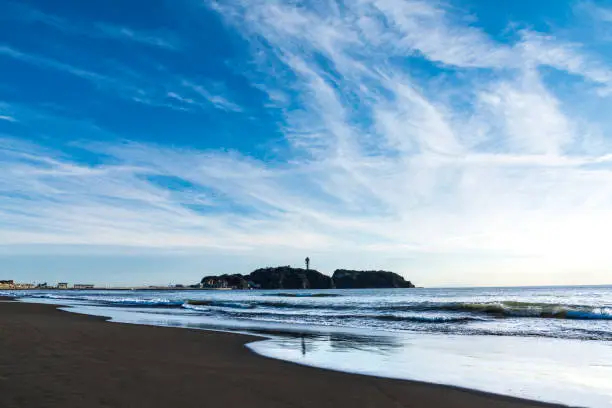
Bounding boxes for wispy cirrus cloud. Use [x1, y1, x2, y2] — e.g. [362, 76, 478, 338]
[3, 0, 612, 284]
[92, 23, 181, 50]
[0, 45, 108, 82]
[0, 44, 242, 113]
[575, 1, 612, 23]
[3, 2, 181, 50]
[168, 81, 243, 112]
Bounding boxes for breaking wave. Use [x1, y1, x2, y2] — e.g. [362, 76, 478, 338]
[184, 299, 612, 320]
[433, 301, 612, 320]
[184, 300, 255, 309]
[23, 293, 183, 308]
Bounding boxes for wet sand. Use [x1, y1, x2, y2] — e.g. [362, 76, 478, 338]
[0, 298, 564, 408]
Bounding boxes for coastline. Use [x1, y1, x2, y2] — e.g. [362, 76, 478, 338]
[0, 297, 566, 408]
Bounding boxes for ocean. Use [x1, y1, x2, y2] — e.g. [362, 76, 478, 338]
[6, 286, 612, 407]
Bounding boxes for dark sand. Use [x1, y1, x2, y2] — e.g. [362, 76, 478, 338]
[0, 299, 564, 408]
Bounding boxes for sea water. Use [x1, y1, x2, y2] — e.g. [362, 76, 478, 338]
[6, 286, 612, 407]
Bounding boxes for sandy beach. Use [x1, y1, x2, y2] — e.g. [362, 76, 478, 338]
[0, 298, 566, 408]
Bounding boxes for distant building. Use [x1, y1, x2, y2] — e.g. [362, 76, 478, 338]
[0, 281, 35, 290]
[74, 284, 94, 289]
[201, 277, 228, 289]
[57, 282, 69, 289]
[0, 280, 14, 289]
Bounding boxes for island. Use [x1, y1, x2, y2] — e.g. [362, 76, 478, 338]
[200, 266, 414, 290]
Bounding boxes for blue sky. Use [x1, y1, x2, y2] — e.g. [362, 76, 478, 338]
[2, 0, 612, 286]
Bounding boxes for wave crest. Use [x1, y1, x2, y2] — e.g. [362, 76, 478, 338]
[438, 302, 612, 320]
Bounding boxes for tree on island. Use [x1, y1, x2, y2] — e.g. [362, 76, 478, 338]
[305, 257, 310, 271]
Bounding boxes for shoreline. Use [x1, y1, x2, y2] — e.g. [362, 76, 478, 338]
[1, 287, 233, 291]
[0, 296, 566, 408]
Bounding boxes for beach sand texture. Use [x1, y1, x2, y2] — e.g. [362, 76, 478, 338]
[0, 299, 564, 408]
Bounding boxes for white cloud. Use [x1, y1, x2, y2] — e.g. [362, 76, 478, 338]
[0, 115, 16, 122]
[478, 70, 574, 155]
[363, 0, 514, 68]
[517, 31, 612, 92]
